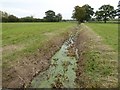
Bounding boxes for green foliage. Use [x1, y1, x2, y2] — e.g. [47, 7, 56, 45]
[116, 1, 120, 17]
[20, 16, 34, 22]
[8, 15, 19, 22]
[1, 10, 62, 22]
[82, 4, 94, 21]
[0, 11, 19, 22]
[95, 11, 103, 21]
[95, 5, 116, 23]
[1, 11, 9, 22]
[72, 5, 94, 23]
[72, 6, 86, 23]
[56, 13, 62, 22]
[44, 10, 62, 22]
[44, 10, 55, 22]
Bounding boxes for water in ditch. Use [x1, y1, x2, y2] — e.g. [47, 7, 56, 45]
[30, 33, 79, 88]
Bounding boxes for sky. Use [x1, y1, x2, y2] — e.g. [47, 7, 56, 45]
[0, 0, 119, 19]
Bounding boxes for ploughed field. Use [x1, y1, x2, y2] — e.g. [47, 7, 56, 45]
[2, 22, 118, 88]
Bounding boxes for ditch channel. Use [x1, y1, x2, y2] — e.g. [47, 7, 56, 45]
[30, 29, 79, 88]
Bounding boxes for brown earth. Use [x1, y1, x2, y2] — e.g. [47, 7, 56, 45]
[2, 28, 77, 88]
[75, 24, 118, 88]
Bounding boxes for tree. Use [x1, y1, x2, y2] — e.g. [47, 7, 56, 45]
[111, 10, 117, 19]
[72, 6, 86, 24]
[116, 1, 120, 18]
[44, 10, 56, 22]
[95, 11, 103, 21]
[56, 13, 62, 22]
[8, 15, 19, 22]
[20, 16, 34, 22]
[1, 11, 9, 22]
[44, 10, 62, 22]
[96, 5, 115, 23]
[82, 4, 94, 21]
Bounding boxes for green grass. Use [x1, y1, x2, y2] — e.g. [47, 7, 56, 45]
[85, 23, 118, 50]
[84, 23, 118, 87]
[3, 22, 75, 45]
[2, 22, 76, 67]
[85, 50, 112, 77]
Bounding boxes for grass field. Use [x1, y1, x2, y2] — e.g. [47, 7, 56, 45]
[2, 22, 76, 67]
[83, 23, 118, 87]
[2, 22, 118, 88]
[85, 23, 118, 50]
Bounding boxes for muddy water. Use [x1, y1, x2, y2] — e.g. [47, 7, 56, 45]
[30, 33, 78, 88]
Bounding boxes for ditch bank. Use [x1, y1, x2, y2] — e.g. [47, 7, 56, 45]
[75, 24, 118, 88]
[28, 24, 118, 88]
[30, 29, 79, 88]
[2, 26, 78, 88]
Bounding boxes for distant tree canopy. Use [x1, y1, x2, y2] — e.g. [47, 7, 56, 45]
[72, 6, 86, 23]
[72, 4, 94, 24]
[95, 11, 103, 21]
[44, 10, 62, 22]
[20, 16, 34, 22]
[1, 11, 9, 22]
[8, 15, 19, 22]
[0, 11, 19, 22]
[82, 4, 94, 21]
[56, 13, 62, 22]
[1, 10, 62, 22]
[72, 4, 118, 23]
[117, 1, 120, 18]
[95, 5, 116, 23]
[1, 3, 118, 23]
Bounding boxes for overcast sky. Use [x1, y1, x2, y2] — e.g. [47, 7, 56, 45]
[0, 0, 119, 19]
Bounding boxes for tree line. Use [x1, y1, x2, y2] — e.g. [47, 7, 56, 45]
[0, 10, 62, 22]
[1, 3, 119, 23]
[72, 4, 119, 23]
